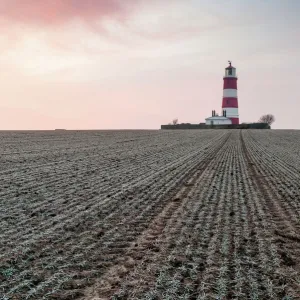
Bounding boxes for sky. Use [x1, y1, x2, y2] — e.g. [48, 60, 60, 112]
[0, 0, 299, 129]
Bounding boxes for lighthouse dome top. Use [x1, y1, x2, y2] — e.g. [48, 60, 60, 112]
[225, 60, 235, 69]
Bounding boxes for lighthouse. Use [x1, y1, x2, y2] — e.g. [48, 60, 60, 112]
[205, 61, 240, 125]
[222, 61, 239, 124]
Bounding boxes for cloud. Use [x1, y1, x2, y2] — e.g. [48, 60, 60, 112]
[0, 0, 146, 54]
[0, 0, 138, 27]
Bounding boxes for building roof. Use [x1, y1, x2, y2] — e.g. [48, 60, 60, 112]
[205, 116, 231, 120]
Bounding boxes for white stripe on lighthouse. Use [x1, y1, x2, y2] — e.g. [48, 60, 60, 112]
[223, 89, 238, 98]
[224, 107, 239, 117]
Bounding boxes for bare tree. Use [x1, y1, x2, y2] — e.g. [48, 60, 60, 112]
[172, 118, 178, 125]
[258, 114, 275, 125]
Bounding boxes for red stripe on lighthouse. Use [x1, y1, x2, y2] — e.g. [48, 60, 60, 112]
[222, 97, 238, 108]
[230, 118, 239, 125]
[223, 77, 237, 89]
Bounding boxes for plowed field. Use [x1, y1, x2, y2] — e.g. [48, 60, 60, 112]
[1, 130, 299, 299]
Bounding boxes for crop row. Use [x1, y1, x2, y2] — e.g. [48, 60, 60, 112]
[1, 129, 299, 299]
[1, 130, 228, 299]
[91, 130, 299, 299]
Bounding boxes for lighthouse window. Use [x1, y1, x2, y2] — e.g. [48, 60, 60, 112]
[228, 69, 232, 75]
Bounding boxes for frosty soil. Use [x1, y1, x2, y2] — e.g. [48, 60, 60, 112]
[0, 130, 299, 299]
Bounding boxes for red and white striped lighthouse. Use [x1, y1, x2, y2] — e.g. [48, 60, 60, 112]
[222, 61, 239, 124]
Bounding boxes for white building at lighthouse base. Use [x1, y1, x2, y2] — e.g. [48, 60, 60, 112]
[205, 116, 232, 125]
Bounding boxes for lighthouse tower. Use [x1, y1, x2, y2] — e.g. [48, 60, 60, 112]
[222, 61, 239, 124]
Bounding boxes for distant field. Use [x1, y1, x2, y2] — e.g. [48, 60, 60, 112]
[1, 130, 299, 299]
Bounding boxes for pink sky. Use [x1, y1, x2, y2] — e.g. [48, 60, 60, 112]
[0, 0, 299, 129]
